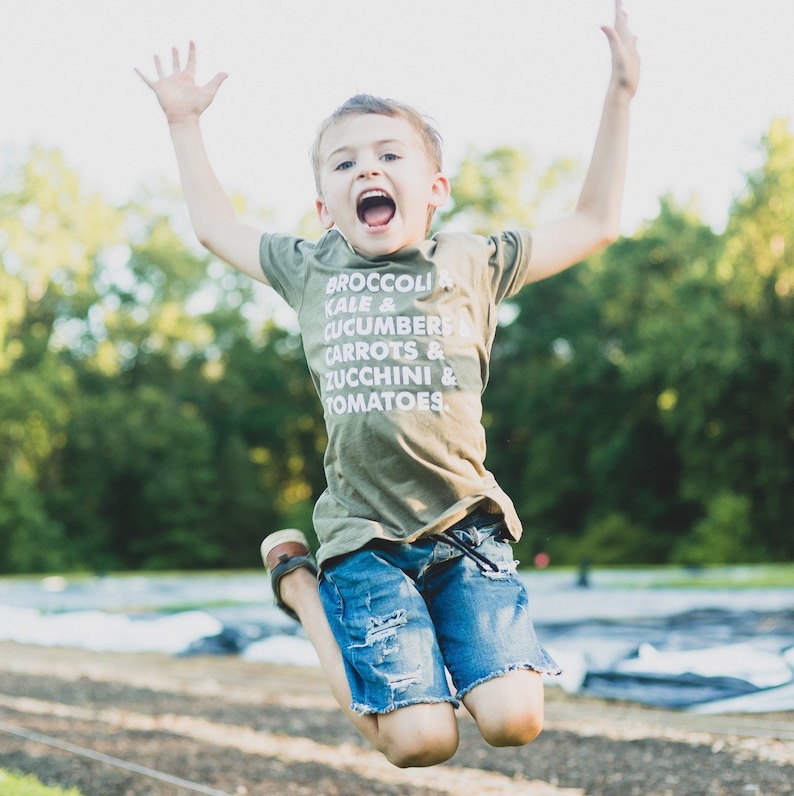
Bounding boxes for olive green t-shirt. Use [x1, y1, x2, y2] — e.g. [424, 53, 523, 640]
[260, 228, 532, 566]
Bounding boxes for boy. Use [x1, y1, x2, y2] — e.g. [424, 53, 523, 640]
[137, 1, 639, 769]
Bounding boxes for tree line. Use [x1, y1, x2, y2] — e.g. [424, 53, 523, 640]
[1, 121, 792, 573]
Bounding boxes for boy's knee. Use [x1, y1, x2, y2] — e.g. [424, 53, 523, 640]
[381, 728, 458, 768]
[477, 708, 544, 748]
[376, 704, 459, 768]
[464, 669, 545, 748]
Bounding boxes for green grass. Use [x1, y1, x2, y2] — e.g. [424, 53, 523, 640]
[0, 770, 83, 796]
[2, 564, 791, 609]
[530, 563, 794, 589]
[646, 563, 794, 589]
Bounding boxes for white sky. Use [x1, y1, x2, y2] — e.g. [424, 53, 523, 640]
[3, 0, 794, 235]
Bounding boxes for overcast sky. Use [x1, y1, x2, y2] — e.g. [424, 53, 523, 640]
[4, 0, 793, 235]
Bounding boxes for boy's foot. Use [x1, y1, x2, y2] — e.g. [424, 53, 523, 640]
[260, 529, 318, 622]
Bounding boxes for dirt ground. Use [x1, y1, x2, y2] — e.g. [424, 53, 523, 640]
[0, 642, 792, 796]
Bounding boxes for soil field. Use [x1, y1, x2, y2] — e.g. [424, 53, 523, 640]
[0, 642, 792, 796]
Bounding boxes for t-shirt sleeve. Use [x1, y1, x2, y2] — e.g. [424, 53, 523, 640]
[486, 228, 533, 303]
[259, 233, 313, 311]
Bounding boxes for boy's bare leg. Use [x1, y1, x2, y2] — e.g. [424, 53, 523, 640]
[274, 566, 370, 733]
[462, 669, 545, 747]
[273, 562, 460, 768]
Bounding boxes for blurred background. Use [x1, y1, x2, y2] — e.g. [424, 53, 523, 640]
[1, 0, 793, 575]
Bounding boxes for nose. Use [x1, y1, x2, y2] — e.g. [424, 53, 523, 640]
[357, 158, 382, 179]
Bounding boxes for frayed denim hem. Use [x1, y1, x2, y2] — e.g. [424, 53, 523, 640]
[350, 694, 460, 716]
[455, 661, 563, 702]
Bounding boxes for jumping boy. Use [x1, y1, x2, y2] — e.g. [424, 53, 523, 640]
[138, 0, 639, 769]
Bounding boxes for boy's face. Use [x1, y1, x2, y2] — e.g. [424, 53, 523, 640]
[315, 114, 449, 258]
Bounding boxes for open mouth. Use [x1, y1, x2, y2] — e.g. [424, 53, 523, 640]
[357, 190, 396, 228]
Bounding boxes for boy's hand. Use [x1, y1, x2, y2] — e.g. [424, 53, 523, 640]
[601, 0, 640, 99]
[136, 41, 227, 126]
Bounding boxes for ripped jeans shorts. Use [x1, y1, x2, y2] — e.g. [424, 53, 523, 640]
[318, 509, 560, 716]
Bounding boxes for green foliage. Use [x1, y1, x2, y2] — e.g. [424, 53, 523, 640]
[547, 512, 661, 567]
[0, 769, 83, 796]
[54, 386, 222, 570]
[0, 147, 325, 574]
[437, 145, 580, 233]
[0, 467, 67, 572]
[673, 492, 763, 565]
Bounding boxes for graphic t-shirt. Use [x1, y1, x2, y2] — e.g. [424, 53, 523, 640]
[259, 228, 532, 566]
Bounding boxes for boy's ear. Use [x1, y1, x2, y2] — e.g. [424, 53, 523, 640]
[429, 173, 451, 209]
[316, 197, 335, 230]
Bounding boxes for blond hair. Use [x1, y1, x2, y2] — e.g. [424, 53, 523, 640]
[311, 94, 443, 195]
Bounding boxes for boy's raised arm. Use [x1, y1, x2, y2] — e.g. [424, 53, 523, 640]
[525, 0, 640, 284]
[136, 42, 267, 284]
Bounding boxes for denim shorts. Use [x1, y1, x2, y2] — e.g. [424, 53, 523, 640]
[318, 510, 560, 715]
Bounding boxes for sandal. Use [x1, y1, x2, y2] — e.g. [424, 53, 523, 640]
[260, 529, 318, 622]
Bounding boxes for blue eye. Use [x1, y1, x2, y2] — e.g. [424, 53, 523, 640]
[381, 153, 398, 162]
[336, 160, 354, 171]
